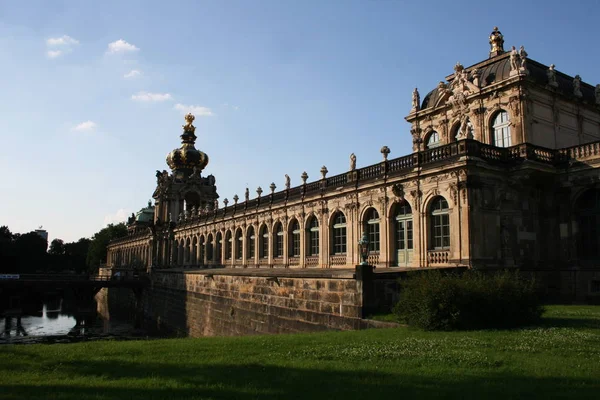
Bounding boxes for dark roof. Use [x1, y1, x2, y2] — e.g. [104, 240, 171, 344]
[420, 52, 597, 110]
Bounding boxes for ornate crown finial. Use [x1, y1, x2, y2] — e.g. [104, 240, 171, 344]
[183, 113, 196, 133]
[489, 26, 504, 58]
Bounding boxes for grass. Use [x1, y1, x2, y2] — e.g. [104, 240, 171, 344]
[1, 305, 599, 400]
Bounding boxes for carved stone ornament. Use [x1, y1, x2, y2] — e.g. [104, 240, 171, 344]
[391, 183, 405, 199]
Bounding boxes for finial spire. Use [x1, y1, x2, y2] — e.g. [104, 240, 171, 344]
[489, 26, 504, 58]
[183, 113, 196, 133]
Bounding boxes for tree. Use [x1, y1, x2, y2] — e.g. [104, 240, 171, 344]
[0, 226, 16, 272]
[49, 238, 65, 255]
[86, 223, 127, 272]
[13, 232, 48, 273]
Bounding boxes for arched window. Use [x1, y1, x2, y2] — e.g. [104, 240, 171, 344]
[290, 220, 300, 257]
[185, 238, 191, 263]
[199, 236, 205, 264]
[235, 229, 243, 260]
[430, 197, 450, 250]
[307, 216, 319, 256]
[426, 131, 441, 149]
[215, 232, 222, 264]
[575, 189, 600, 260]
[364, 208, 380, 252]
[331, 212, 347, 255]
[191, 237, 198, 264]
[207, 234, 213, 261]
[274, 222, 284, 258]
[247, 226, 255, 260]
[260, 225, 269, 258]
[394, 201, 413, 266]
[225, 231, 232, 260]
[492, 110, 511, 147]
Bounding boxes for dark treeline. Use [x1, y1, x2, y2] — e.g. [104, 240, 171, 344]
[0, 224, 127, 274]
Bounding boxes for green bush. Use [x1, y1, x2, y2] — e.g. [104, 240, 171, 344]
[393, 270, 543, 330]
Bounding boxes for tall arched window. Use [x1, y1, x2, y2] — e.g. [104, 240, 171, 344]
[185, 238, 191, 263]
[191, 237, 198, 264]
[394, 201, 413, 266]
[426, 131, 441, 149]
[225, 230, 232, 260]
[199, 236, 205, 264]
[492, 110, 511, 147]
[307, 216, 319, 256]
[207, 234, 213, 261]
[364, 208, 380, 252]
[215, 232, 222, 264]
[274, 222, 284, 258]
[430, 197, 450, 250]
[290, 220, 300, 257]
[235, 229, 243, 260]
[247, 226, 255, 260]
[331, 212, 347, 254]
[260, 224, 269, 258]
[575, 189, 600, 260]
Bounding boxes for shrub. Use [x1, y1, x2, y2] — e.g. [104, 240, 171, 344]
[393, 269, 543, 330]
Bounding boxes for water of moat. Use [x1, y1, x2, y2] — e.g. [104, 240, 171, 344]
[1, 292, 164, 345]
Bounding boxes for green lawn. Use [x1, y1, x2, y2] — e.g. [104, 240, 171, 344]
[1, 305, 599, 400]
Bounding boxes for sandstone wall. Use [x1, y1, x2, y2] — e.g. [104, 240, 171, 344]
[97, 269, 396, 337]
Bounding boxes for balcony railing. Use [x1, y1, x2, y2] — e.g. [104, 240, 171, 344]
[329, 254, 347, 266]
[427, 250, 449, 265]
[305, 256, 319, 267]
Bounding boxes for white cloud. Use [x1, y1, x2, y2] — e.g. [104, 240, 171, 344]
[131, 91, 172, 102]
[103, 209, 130, 227]
[174, 103, 214, 117]
[107, 39, 139, 54]
[46, 35, 79, 46]
[72, 121, 97, 132]
[124, 69, 142, 79]
[47, 50, 63, 59]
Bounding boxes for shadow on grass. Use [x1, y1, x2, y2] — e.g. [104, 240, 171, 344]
[537, 317, 600, 329]
[1, 361, 598, 400]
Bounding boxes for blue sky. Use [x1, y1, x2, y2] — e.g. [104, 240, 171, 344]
[1, 0, 599, 242]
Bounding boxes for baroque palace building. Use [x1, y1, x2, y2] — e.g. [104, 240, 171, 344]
[107, 28, 600, 297]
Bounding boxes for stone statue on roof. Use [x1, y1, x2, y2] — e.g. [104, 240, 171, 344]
[509, 46, 519, 72]
[547, 64, 558, 88]
[285, 174, 290, 190]
[411, 88, 420, 112]
[349, 153, 356, 171]
[573, 75, 583, 98]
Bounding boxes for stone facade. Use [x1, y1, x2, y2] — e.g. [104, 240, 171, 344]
[108, 28, 600, 301]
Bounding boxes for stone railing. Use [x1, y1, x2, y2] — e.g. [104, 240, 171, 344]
[329, 254, 347, 266]
[427, 250, 449, 265]
[305, 256, 319, 267]
[559, 142, 600, 161]
[367, 252, 380, 266]
[288, 257, 300, 266]
[273, 257, 284, 266]
[258, 258, 269, 266]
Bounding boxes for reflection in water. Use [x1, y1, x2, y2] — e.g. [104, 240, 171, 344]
[1, 295, 143, 344]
